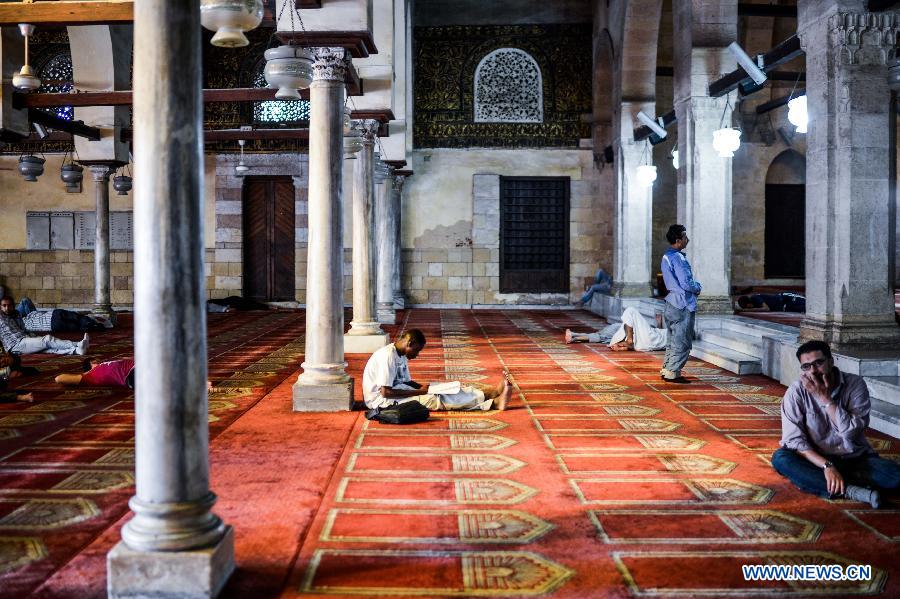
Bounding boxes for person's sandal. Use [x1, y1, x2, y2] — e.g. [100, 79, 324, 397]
[661, 376, 691, 384]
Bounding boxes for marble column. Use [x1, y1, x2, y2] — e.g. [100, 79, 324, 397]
[797, 3, 900, 349]
[612, 102, 654, 298]
[674, 48, 734, 314]
[89, 164, 117, 324]
[107, 1, 234, 597]
[293, 47, 354, 411]
[375, 163, 396, 324]
[344, 120, 390, 350]
[391, 173, 406, 309]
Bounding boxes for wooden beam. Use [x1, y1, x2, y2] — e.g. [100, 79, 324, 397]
[120, 128, 310, 142]
[350, 109, 395, 124]
[395, 169, 413, 177]
[384, 159, 406, 169]
[0, 1, 133, 27]
[16, 83, 363, 109]
[276, 31, 378, 58]
[869, 0, 900, 11]
[29, 108, 101, 140]
[755, 88, 805, 115]
[708, 35, 804, 98]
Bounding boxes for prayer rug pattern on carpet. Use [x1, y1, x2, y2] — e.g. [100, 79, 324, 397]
[0, 312, 308, 598]
[284, 309, 898, 598]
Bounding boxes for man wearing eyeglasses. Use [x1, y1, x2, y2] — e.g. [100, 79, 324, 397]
[772, 340, 900, 508]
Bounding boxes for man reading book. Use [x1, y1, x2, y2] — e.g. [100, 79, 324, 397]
[362, 329, 511, 412]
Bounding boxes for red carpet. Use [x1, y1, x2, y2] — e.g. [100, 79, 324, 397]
[2, 309, 898, 597]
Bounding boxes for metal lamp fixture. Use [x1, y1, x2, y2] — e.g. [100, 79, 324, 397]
[113, 164, 133, 195]
[264, 1, 313, 100]
[670, 148, 680, 170]
[12, 24, 41, 91]
[787, 95, 808, 134]
[18, 154, 45, 181]
[200, 0, 264, 48]
[60, 151, 83, 192]
[635, 141, 656, 188]
[712, 92, 741, 158]
[235, 139, 250, 175]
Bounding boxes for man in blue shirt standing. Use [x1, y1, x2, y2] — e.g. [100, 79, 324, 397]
[659, 224, 702, 383]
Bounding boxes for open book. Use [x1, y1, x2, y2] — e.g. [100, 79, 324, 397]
[427, 381, 461, 395]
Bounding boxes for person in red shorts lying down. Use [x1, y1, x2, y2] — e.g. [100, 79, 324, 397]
[55, 358, 135, 388]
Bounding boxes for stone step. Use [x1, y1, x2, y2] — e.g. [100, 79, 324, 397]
[699, 328, 763, 359]
[715, 316, 799, 340]
[866, 377, 900, 438]
[690, 339, 762, 375]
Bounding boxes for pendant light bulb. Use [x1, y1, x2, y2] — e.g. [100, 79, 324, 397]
[235, 139, 250, 175]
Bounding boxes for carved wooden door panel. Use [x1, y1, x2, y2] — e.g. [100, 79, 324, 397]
[500, 177, 570, 293]
[242, 177, 296, 301]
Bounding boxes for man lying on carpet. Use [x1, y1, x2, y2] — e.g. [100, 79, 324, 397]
[55, 358, 135, 389]
[772, 340, 900, 509]
[0, 296, 89, 356]
[564, 307, 667, 352]
[0, 350, 34, 403]
[207, 296, 274, 313]
[735, 291, 805, 313]
[15, 296, 110, 332]
[362, 328, 511, 412]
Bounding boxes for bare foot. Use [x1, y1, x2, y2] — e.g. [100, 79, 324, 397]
[494, 371, 512, 411]
[564, 329, 574, 344]
[17, 392, 34, 402]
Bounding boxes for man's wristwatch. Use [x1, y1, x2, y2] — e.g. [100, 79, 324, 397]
[822, 461, 834, 470]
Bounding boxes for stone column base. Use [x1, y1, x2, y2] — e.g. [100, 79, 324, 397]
[91, 304, 118, 325]
[696, 296, 734, 314]
[343, 332, 390, 354]
[376, 306, 396, 325]
[107, 525, 234, 599]
[293, 378, 355, 411]
[800, 316, 900, 351]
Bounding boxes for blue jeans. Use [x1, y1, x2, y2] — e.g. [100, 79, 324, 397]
[16, 297, 37, 317]
[580, 283, 612, 305]
[772, 447, 900, 498]
[661, 303, 694, 376]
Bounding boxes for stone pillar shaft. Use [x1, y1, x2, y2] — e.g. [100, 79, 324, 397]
[375, 168, 396, 324]
[797, 5, 900, 348]
[108, 1, 234, 597]
[675, 47, 734, 314]
[90, 165, 114, 319]
[346, 120, 388, 341]
[294, 48, 354, 410]
[391, 175, 405, 309]
[613, 103, 654, 298]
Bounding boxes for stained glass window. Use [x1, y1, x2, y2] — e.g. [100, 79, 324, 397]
[252, 69, 310, 125]
[38, 52, 74, 121]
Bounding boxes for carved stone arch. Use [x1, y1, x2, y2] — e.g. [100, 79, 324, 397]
[66, 25, 132, 162]
[473, 48, 543, 123]
[766, 149, 806, 185]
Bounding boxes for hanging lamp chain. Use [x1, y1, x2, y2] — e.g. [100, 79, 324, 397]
[719, 91, 733, 129]
[276, 0, 307, 35]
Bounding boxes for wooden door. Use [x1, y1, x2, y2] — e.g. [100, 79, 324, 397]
[764, 183, 805, 278]
[500, 177, 570, 293]
[242, 177, 296, 301]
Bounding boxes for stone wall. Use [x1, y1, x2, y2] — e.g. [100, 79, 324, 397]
[400, 147, 609, 305]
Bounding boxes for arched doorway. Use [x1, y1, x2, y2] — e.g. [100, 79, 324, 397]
[765, 150, 806, 279]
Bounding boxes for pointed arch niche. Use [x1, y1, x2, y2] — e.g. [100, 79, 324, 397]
[474, 48, 543, 123]
[765, 149, 806, 279]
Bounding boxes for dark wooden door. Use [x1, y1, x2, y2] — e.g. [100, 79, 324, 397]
[243, 177, 296, 301]
[500, 177, 570, 293]
[765, 183, 805, 278]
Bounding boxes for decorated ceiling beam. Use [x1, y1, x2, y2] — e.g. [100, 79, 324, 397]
[15, 79, 363, 109]
[0, 1, 134, 27]
[29, 107, 101, 140]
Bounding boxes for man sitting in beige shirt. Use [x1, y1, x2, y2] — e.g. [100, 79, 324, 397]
[772, 340, 899, 508]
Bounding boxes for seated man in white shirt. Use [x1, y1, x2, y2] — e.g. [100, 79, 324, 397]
[362, 329, 511, 412]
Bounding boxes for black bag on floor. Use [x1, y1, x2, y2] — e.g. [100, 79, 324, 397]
[366, 401, 430, 425]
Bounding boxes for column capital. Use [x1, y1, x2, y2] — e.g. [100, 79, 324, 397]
[827, 12, 900, 65]
[85, 164, 116, 181]
[392, 174, 406, 192]
[354, 119, 379, 142]
[311, 47, 351, 82]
